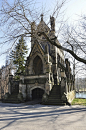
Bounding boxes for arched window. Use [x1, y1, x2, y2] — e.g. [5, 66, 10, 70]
[33, 56, 43, 75]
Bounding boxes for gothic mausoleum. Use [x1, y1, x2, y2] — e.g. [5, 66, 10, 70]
[19, 15, 75, 105]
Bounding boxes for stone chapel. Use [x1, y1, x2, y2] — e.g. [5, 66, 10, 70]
[19, 15, 75, 105]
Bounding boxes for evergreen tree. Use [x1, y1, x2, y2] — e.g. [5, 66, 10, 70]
[10, 36, 28, 76]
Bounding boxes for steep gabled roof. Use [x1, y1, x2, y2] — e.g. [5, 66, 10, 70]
[26, 40, 45, 63]
[37, 14, 50, 33]
[37, 20, 50, 32]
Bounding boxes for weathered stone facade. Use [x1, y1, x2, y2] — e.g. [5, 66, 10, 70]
[0, 65, 19, 101]
[19, 15, 75, 103]
[0, 15, 75, 104]
[0, 65, 11, 100]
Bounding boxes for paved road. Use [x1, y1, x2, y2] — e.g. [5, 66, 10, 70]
[0, 102, 86, 130]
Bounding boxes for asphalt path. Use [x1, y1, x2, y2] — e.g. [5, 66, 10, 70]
[0, 102, 86, 130]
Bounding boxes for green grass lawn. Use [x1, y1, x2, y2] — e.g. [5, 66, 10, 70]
[72, 98, 86, 106]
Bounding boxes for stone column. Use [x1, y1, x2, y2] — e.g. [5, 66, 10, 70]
[19, 75, 26, 100]
[45, 62, 52, 95]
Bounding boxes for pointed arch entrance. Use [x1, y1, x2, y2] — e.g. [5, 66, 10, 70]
[32, 88, 44, 100]
[33, 55, 43, 75]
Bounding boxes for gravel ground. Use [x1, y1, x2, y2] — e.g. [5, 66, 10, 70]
[0, 102, 86, 130]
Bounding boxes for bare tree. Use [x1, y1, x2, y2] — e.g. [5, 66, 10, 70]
[0, 0, 86, 64]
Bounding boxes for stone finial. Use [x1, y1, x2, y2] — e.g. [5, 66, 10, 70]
[31, 21, 36, 33]
[50, 16, 55, 31]
[41, 14, 43, 21]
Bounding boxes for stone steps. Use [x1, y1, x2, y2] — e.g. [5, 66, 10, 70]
[44, 85, 66, 105]
[3, 93, 20, 104]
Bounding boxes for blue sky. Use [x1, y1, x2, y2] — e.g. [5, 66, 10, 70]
[0, 0, 86, 68]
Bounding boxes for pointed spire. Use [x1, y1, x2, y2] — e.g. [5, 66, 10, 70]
[50, 16, 55, 31]
[41, 14, 43, 21]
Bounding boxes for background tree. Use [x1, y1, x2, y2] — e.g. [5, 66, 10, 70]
[10, 36, 28, 76]
[61, 18, 86, 76]
[0, 0, 86, 65]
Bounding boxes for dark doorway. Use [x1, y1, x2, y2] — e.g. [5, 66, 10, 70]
[12, 81, 19, 94]
[32, 88, 44, 100]
[33, 56, 43, 75]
